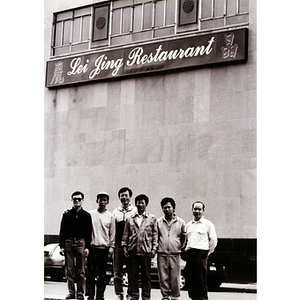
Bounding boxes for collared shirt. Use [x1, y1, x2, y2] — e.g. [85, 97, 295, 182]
[113, 204, 137, 246]
[59, 207, 92, 249]
[135, 212, 146, 227]
[157, 214, 186, 255]
[185, 217, 217, 255]
[122, 211, 158, 255]
[89, 208, 115, 249]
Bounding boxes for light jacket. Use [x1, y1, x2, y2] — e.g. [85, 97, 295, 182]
[157, 214, 186, 255]
[121, 211, 158, 255]
[113, 204, 137, 246]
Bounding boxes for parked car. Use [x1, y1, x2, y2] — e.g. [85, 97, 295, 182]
[44, 244, 226, 289]
[121, 255, 226, 290]
[44, 243, 66, 280]
[44, 243, 113, 283]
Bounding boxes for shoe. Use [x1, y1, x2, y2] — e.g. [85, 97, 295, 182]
[66, 294, 75, 299]
[116, 295, 124, 300]
[77, 294, 84, 299]
[87, 297, 94, 300]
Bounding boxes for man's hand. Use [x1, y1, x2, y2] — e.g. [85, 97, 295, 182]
[108, 247, 114, 259]
[59, 248, 65, 256]
[123, 247, 129, 258]
[150, 249, 156, 258]
[84, 248, 89, 257]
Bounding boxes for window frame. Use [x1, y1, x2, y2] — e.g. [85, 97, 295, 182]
[50, 0, 249, 58]
[51, 5, 93, 56]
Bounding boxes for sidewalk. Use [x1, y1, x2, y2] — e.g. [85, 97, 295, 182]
[220, 282, 257, 293]
[44, 282, 257, 300]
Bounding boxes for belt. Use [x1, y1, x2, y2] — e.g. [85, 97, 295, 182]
[66, 237, 84, 241]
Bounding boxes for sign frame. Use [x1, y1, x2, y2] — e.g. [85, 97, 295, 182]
[46, 28, 248, 88]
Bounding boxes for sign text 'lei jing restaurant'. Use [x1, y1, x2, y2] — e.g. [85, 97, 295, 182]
[46, 28, 247, 88]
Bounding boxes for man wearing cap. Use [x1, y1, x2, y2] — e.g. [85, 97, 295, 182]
[112, 187, 137, 300]
[59, 191, 92, 300]
[86, 192, 115, 300]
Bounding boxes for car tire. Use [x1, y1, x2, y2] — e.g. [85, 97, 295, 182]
[179, 274, 186, 289]
[122, 272, 129, 287]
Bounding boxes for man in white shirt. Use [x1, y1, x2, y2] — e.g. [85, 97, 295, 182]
[184, 201, 217, 300]
[86, 192, 115, 300]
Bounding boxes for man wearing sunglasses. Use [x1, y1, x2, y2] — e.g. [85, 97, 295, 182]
[59, 191, 93, 299]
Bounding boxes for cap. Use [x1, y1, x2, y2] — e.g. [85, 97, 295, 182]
[97, 191, 110, 201]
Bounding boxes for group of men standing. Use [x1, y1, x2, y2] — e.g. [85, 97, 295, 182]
[58, 187, 218, 300]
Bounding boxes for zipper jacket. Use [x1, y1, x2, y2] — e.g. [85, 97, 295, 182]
[113, 204, 137, 246]
[121, 211, 158, 255]
[157, 214, 186, 255]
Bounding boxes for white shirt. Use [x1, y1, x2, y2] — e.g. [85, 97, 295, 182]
[89, 209, 115, 249]
[135, 213, 144, 227]
[185, 216, 217, 255]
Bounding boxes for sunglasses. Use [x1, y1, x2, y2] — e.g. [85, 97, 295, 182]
[72, 197, 82, 201]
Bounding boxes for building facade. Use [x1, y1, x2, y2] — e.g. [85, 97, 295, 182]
[44, 0, 256, 281]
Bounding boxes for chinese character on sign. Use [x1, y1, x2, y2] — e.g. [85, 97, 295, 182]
[50, 61, 64, 85]
[221, 33, 238, 59]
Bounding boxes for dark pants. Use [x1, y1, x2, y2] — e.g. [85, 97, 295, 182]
[64, 238, 86, 297]
[113, 244, 131, 297]
[185, 249, 209, 300]
[86, 247, 109, 300]
[128, 254, 151, 300]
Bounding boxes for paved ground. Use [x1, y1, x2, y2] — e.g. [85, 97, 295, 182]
[44, 281, 257, 300]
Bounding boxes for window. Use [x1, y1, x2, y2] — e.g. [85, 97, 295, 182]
[52, 6, 92, 56]
[111, 0, 175, 35]
[51, 0, 249, 57]
[199, 0, 249, 30]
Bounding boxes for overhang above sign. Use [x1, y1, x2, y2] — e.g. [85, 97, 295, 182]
[46, 28, 247, 88]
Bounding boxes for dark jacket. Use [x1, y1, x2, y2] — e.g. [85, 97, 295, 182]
[59, 207, 92, 249]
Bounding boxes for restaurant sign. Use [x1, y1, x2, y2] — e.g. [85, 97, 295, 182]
[46, 28, 247, 88]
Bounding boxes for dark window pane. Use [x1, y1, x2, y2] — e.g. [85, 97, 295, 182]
[155, 0, 164, 27]
[82, 16, 90, 41]
[72, 18, 81, 43]
[202, 0, 212, 18]
[227, 0, 237, 15]
[74, 6, 91, 17]
[72, 42, 89, 52]
[166, 0, 175, 25]
[239, 0, 249, 13]
[143, 2, 152, 29]
[54, 45, 70, 56]
[55, 22, 62, 46]
[122, 7, 131, 33]
[63, 20, 71, 45]
[56, 11, 72, 21]
[112, 9, 121, 34]
[133, 4, 142, 31]
[215, 0, 224, 17]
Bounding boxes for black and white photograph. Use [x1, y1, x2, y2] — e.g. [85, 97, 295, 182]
[44, 1, 256, 299]
[4, 1, 300, 300]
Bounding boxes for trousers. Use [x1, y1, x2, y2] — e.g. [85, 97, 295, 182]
[184, 249, 209, 300]
[157, 254, 181, 299]
[128, 254, 151, 300]
[113, 245, 131, 296]
[86, 247, 109, 299]
[64, 238, 86, 296]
